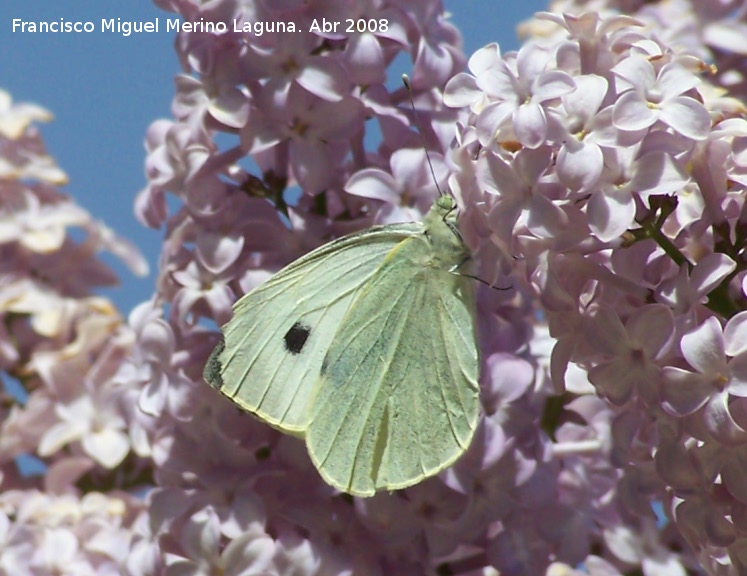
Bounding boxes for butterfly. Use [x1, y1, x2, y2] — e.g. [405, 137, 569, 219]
[203, 195, 479, 497]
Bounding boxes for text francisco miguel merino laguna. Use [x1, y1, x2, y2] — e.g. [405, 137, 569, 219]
[12, 18, 311, 36]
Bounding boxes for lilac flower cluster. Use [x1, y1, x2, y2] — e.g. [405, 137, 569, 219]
[130, 0, 691, 571]
[0, 90, 150, 574]
[447, 7, 747, 575]
[5, 0, 747, 573]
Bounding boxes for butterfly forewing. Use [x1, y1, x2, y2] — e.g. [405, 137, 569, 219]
[205, 222, 421, 435]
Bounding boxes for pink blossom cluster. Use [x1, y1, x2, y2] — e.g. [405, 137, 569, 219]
[125, 0, 747, 574]
[129, 0, 700, 572]
[0, 90, 150, 574]
[446, 6, 747, 575]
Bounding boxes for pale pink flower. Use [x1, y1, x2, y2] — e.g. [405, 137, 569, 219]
[170, 260, 235, 325]
[0, 512, 34, 576]
[405, 0, 466, 89]
[0, 89, 52, 140]
[135, 121, 213, 228]
[480, 352, 535, 414]
[0, 132, 68, 184]
[30, 528, 92, 576]
[585, 305, 674, 405]
[655, 253, 737, 318]
[164, 508, 275, 576]
[453, 42, 576, 148]
[661, 314, 747, 442]
[478, 146, 568, 243]
[663, 316, 747, 403]
[338, 5, 410, 86]
[244, 30, 349, 102]
[124, 301, 193, 420]
[586, 145, 689, 242]
[443, 43, 503, 110]
[38, 386, 130, 469]
[612, 55, 711, 140]
[344, 147, 448, 223]
[240, 85, 364, 192]
[547, 74, 611, 192]
[604, 520, 688, 576]
[354, 481, 467, 559]
[173, 74, 250, 131]
[0, 187, 88, 253]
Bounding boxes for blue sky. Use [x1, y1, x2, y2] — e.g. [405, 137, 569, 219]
[1, 0, 547, 315]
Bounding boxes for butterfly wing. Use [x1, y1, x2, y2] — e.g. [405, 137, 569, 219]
[205, 222, 421, 436]
[306, 230, 479, 496]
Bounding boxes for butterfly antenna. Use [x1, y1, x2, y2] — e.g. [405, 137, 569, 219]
[402, 74, 447, 199]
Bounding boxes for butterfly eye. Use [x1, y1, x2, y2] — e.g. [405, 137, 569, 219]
[284, 322, 311, 354]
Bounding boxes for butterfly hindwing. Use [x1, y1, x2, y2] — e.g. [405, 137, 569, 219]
[306, 215, 479, 496]
[205, 222, 421, 436]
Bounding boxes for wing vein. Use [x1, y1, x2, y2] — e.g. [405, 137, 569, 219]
[437, 290, 469, 450]
[318, 276, 414, 477]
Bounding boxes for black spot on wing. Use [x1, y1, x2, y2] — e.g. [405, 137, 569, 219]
[284, 322, 311, 355]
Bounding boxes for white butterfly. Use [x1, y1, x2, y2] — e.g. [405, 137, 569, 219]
[204, 195, 479, 497]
